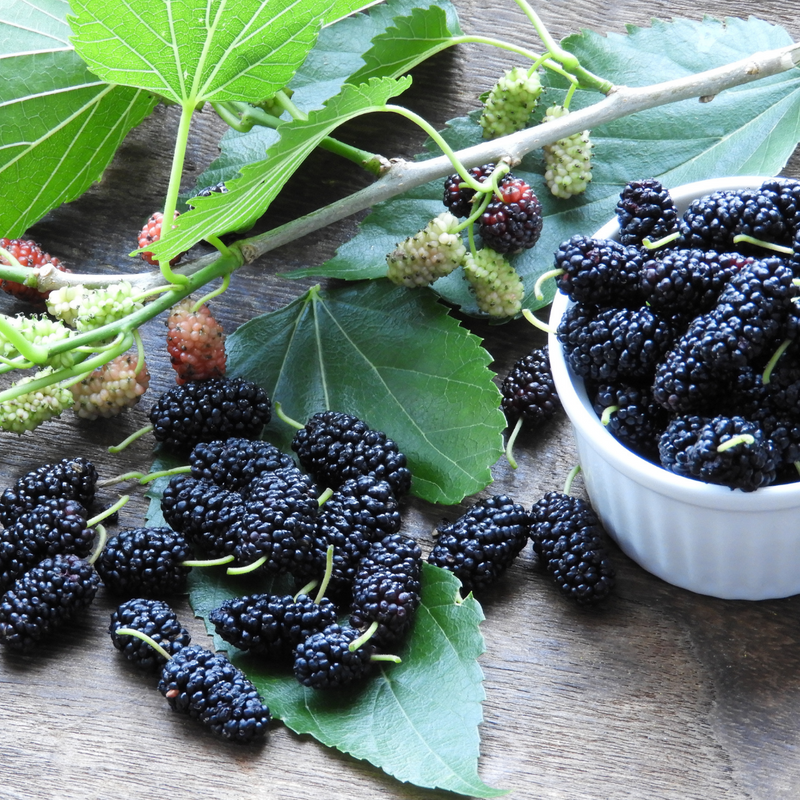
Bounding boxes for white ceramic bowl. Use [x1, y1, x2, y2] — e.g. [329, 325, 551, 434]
[548, 176, 800, 600]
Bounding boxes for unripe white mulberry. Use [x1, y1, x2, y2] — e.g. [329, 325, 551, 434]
[386, 212, 467, 287]
[0, 370, 74, 433]
[542, 105, 593, 199]
[71, 353, 151, 420]
[480, 67, 543, 139]
[463, 249, 525, 318]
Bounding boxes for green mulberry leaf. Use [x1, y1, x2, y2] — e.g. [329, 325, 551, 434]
[225, 281, 505, 505]
[186, 563, 506, 798]
[0, 0, 156, 239]
[69, 0, 332, 105]
[348, 2, 463, 85]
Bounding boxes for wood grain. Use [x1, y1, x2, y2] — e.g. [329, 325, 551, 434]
[2, 2, 800, 799]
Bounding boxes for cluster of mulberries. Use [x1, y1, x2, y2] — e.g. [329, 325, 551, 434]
[388, 169, 543, 318]
[0, 457, 101, 650]
[554, 176, 800, 490]
[156, 412, 417, 690]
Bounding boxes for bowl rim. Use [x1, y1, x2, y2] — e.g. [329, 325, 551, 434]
[547, 174, 800, 512]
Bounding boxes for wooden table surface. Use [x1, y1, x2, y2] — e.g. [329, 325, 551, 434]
[2, 1, 800, 798]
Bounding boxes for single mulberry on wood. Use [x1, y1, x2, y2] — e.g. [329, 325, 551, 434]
[158, 644, 271, 743]
[529, 491, 616, 606]
[427, 495, 530, 593]
[500, 347, 561, 427]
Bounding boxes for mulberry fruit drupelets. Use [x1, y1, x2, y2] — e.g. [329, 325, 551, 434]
[658, 415, 778, 491]
[166, 298, 227, 385]
[541, 105, 593, 199]
[229, 466, 320, 574]
[138, 211, 184, 267]
[188, 437, 295, 492]
[443, 164, 496, 218]
[349, 534, 422, 647]
[615, 178, 678, 246]
[299, 475, 403, 593]
[0, 456, 97, 527]
[552, 234, 645, 307]
[94, 527, 193, 597]
[160, 475, 245, 560]
[0, 554, 101, 650]
[293, 624, 378, 690]
[500, 347, 560, 428]
[0, 237, 67, 304]
[427, 495, 530, 593]
[291, 411, 411, 496]
[70, 352, 151, 420]
[109, 598, 191, 671]
[529, 492, 616, 606]
[478, 176, 543, 253]
[479, 67, 543, 139]
[158, 644, 271, 743]
[0, 497, 93, 592]
[148, 376, 272, 450]
[209, 592, 337, 659]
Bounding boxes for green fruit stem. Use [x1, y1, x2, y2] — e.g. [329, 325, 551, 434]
[717, 434, 756, 453]
[87, 495, 130, 528]
[563, 464, 582, 496]
[113, 627, 174, 662]
[762, 338, 792, 386]
[154, 102, 195, 287]
[212, 101, 385, 176]
[314, 544, 336, 603]
[349, 620, 380, 652]
[181, 555, 235, 567]
[511, 0, 612, 93]
[0, 331, 133, 406]
[504, 417, 524, 470]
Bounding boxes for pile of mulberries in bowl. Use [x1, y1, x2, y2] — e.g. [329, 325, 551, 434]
[550, 175, 800, 493]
